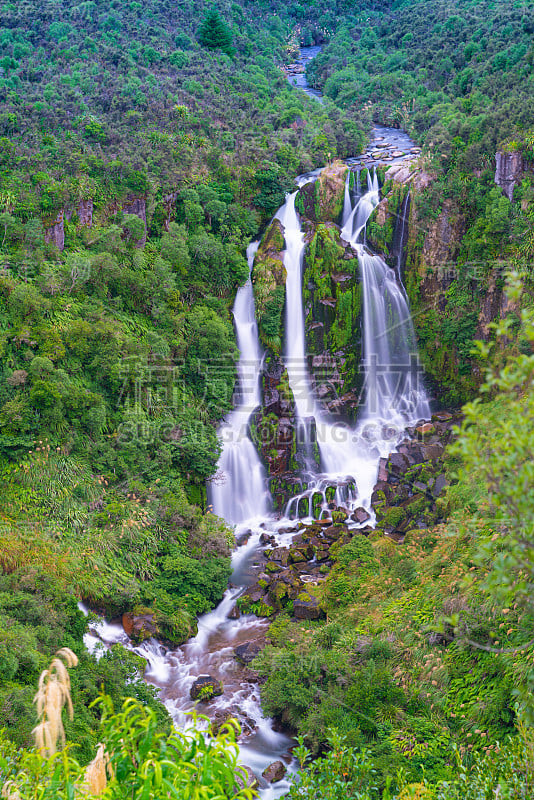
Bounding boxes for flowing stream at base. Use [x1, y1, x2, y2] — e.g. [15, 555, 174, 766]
[83, 132, 430, 796]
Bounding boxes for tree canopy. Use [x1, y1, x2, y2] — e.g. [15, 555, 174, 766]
[198, 6, 235, 56]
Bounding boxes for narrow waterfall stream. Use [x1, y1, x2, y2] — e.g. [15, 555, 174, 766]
[209, 242, 271, 525]
[83, 131, 430, 798]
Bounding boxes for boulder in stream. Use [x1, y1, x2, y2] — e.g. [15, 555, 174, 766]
[236, 766, 259, 791]
[234, 641, 263, 665]
[262, 760, 287, 783]
[190, 675, 223, 701]
[122, 610, 158, 643]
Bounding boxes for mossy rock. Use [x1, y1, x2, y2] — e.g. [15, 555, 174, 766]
[252, 218, 287, 352]
[297, 161, 348, 223]
[265, 560, 283, 573]
[382, 506, 406, 530]
[190, 676, 224, 701]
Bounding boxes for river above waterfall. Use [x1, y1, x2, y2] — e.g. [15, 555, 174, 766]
[284, 45, 323, 100]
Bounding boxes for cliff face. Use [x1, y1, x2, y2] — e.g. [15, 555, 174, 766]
[251, 218, 287, 354]
[375, 157, 523, 405]
[296, 161, 348, 223]
[43, 196, 147, 251]
[303, 223, 363, 417]
[494, 151, 524, 201]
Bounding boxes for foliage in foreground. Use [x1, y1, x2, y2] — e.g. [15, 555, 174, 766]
[288, 726, 534, 799]
[0, 699, 254, 799]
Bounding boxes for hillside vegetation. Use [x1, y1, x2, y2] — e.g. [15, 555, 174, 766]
[0, 0, 533, 797]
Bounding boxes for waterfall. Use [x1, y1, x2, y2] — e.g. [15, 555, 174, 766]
[278, 167, 429, 519]
[393, 192, 410, 284]
[275, 191, 327, 471]
[275, 187, 378, 516]
[342, 171, 352, 224]
[341, 171, 430, 426]
[209, 242, 271, 525]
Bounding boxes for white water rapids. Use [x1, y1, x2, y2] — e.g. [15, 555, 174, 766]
[83, 143, 430, 797]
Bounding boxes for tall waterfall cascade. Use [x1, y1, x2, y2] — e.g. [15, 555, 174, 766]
[340, 171, 430, 427]
[209, 242, 271, 525]
[278, 168, 429, 519]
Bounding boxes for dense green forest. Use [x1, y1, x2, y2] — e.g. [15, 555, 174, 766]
[0, 0, 533, 797]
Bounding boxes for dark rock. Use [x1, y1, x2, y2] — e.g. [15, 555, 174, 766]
[262, 761, 287, 783]
[268, 579, 290, 604]
[323, 524, 347, 540]
[432, 473, 449, 497]
[352, 507, 371, 525]
[289, 544, 314, 562]
[190, 675, 223, 701]
[265, 561, 283, 574]
[421, 443, 444, 461]
[388, 452, 409, 475]
[377, 457, 388, 482]
[332, 507, 349, 524]
[269, 547, 290, 566]
[371, 481, 393, 505]
[234, 641, 263, 664]
[236, 766, 259, 791]
[244, 584, 266, 603]
[293, 594, 325, 620]
[412, 481, 429, 494]
[122, 611, 157, 643]
[210, 710, 234, 736]
[228, 604, 241, 620]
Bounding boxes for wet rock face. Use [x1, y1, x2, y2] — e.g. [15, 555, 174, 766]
[262, 760, 287, 783]
[303, 223, 363, 418]
[371, 411, 459, 540]
[252, 218, 286, 352]
[251, 354, 297, 490]
[494, 150, 524, 201]
[297, 160, 348, 223]
[190, 675, 224, 701]
[122, 611, 158, 643]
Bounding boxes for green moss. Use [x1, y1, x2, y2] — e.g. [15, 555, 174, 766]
[382, 506, 406, 529]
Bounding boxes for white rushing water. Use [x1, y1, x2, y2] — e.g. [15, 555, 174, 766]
[209, 242, 271, 525]
[80, 530, 298, 799]
[340, 171, 430, 427]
